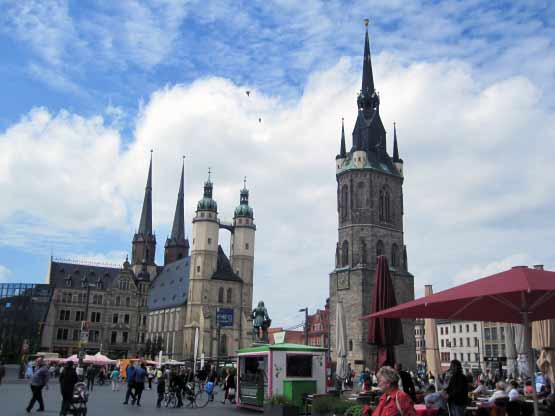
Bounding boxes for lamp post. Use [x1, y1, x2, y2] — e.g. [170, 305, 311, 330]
[79, 274, 96, 365]
[299, 308, 309, 345]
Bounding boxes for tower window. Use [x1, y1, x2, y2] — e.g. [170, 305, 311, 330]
[379, 185, 392, 223]
[341, 241, 349, 267]
[341, 185, 349, 218]
[391, 244, 399, 267]
[355, 182, 365, 208]
[219, 333, 227, 355]
[349, 339, 353, 351]
[227, 288, 232, 303]
[197, 266, 201, 273]
[218, 287, 224, 303]
[376, 240, 384, 258]
[245, 243, 249, 250]
[208, 238, 212, 245]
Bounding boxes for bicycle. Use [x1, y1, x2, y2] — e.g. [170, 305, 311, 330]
[184, 383, 210, 408]
[162, 390, 178, 408]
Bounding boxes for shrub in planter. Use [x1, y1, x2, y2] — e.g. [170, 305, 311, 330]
[344, 404, 366, 416]
[264, 395, 299, 416]
[312, 396, 353, 415]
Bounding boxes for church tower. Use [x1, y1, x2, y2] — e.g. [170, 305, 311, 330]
[230, 179, 256, 348]
[183, 171, 220, 358]
[164, 158, 190, 265]
[329, 22, 415, 370]
[132, 152, 156, 273]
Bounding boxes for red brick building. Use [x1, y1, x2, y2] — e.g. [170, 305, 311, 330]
[307, 300, 330, 349]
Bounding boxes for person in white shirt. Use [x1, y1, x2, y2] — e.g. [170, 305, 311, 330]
[507, 380, 520, 402]
[488, 382, 508, 403]
[472, 379, 489, 396]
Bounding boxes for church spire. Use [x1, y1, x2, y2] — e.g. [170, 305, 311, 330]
[138, 150, 153, 235]
[337, 117, 346, 159]
[392, 122, 400, 162]
[361, 18, 374, 96]
[170, 157, 185, 241]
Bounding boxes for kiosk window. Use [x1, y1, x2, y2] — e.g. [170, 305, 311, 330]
[286, 354, 312, 377]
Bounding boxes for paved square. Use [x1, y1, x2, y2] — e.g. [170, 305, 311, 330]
[0, 379, 258, 415]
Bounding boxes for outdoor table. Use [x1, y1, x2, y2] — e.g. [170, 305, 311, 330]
[414, 404, 439, 416]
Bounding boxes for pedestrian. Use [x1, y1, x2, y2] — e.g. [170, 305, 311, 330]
[443, 360, 469, 416]
[25, 358, 49, 413]
[156, 372, 165, 408]
[59, 361, 78, 415]
[0, 361, 6, 386]
[134, 363, 147, 406]
[207, 364, 218, 401]
[368, 366, 416, 416]
[147, 366, 154, 390]
[86, 365, 96, 391]
[123, 363, 136, 405]
[170, 368, 184, 407]
[396, 363, 417, 402]
[222, 368, 236, 404]
[110, 367, 120, 391]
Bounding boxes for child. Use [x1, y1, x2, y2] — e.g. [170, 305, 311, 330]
[156, 374, 165, 408]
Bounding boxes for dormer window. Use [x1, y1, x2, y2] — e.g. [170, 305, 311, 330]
[119, 280, 130, 290]
[65, 277, 72, 287]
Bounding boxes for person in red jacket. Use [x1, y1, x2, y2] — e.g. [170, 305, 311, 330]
[364, 366, 416, 416]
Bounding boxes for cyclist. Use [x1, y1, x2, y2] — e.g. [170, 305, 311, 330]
[170, 368, 183, 408]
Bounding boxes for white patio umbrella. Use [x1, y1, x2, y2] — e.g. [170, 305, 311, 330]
[335, 301, 348, 387]
[504, 324, 518, 379]
[423, 285, 441, 385]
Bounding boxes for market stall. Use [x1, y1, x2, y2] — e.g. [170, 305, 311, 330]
[236, 343, 327, 411]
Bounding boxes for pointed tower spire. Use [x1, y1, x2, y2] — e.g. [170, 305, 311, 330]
[361, 18, 375, 96]
[392, 122, 400, 162]
[340, 118, 346, 157]
[138, 150, 153, 235]
[170, 157, 185, 241]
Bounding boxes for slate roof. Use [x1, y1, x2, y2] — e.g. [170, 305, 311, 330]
[148, 256, 190, 311]
[212, 246, 242, 282]
[49, 261, 122, 289]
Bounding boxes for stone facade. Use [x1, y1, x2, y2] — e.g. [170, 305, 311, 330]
[328, 26, 415, 372]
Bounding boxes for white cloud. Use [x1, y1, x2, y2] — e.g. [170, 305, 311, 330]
[453, 254, 532, 286]
[1, 52, 554, 325]
[0, 265, 12, 282]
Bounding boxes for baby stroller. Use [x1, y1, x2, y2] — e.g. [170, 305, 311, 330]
[66, 382, 88, 415]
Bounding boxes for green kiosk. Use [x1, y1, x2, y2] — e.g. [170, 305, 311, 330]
[236, 342, 327, 411]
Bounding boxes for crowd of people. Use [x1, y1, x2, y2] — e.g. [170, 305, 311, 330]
[345, 360, 555, 416]
[21, 357, 238, 414]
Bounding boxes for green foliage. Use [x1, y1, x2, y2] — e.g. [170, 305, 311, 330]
[266, 394, 295, 406]
[312, 396, 354, 415]
[344, 404, 366, 416]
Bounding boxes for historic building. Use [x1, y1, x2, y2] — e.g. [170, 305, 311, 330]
[307, 300, 330, 349]
[329, 24, 416, 370]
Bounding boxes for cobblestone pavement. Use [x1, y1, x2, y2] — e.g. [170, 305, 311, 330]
[0, 379, 258, 416]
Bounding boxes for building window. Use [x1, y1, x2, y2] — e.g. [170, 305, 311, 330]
[440, 327, 444, 335]
[111, 331, 117, 344]
[355, 182, 365, 208]
[473, 323, 477, 332]
[208, 238, 212, 245]
[474, 337, 479, 347]
[75, 311, 84, 321]
[218, 287, 224, 303]
[72, 329, 79, 341]
[197, 266, 201, 273]
[441, 339, 444, 347]
[379, 185, 391, 223]
[115, 296, 121, 306]
[59, 309, 70, 321]
[124, 314, 130, 325]
[466, 324, 470, 332]
[122, 332, 129, 343]
[142, 315, 147, 327]
[453, 338, 456, 347]
[113, 314, 118, 324]
[141, 333, 145, 343]
[453, 325, 456, 333]
[491, 327, 498, 340]
[341, 185, 349, 218]
[459, 324, 463, 333]
[484, 328, 491, 340]
[376, 240, 384, 258]
[475, 353, 479, 362]
[466, 337, 470, 347]
[126, 297, 131, 306]
[89, 330, 99, 343]
[226, 288, 232, 303]
[65, 278, 72, 287]
[391, 244, 399, 267]
[341, 241, 349, 267]
[245, 243, 249, 250]
[445, 327, 449, 335]
[92, 294, 103, 305]
[349, 339, 353, 351]
[91, 312, 101, 323]
[119, 280, 129, 290]
[56, 328, 69, 340]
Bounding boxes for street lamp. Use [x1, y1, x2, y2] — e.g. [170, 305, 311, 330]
[299, 308, 308, 345]
[79, 274, 97, 365]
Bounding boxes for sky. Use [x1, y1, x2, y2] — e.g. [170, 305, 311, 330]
[0, 0, 554, 328]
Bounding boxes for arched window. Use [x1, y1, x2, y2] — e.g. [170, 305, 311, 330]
[341, 185, 349, 218]
[391, 244, 399, 268]
[376, 240, 384, 258]
[218, 287, 224, 303]
[341, 241, 349, 267]
[219, 334, 227, 355]
[355, 182, 365, 208]
[379, 185, 391, 223]
[226, 288, 232, 304]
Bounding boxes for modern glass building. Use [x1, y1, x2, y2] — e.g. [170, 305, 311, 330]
[0, 283, 52, 363]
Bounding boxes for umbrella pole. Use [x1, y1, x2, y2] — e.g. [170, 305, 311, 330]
[523, 313, 539, 416]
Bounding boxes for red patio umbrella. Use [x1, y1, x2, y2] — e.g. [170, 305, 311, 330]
[362, 265, 555, 416]
[368, 256, 404, 370]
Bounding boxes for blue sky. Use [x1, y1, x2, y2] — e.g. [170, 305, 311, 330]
[0, 0, 554, 326]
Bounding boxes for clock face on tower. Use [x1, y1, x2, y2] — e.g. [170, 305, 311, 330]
[337, 273, 350, 290]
